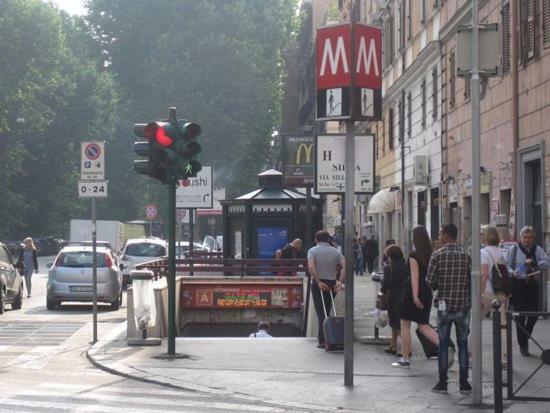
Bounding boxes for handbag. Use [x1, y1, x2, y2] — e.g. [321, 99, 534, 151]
[376, 290, 389, 310]
[487, 250, 513, 296]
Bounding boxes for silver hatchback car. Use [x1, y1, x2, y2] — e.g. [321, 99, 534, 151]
[47, 246, 122, 310]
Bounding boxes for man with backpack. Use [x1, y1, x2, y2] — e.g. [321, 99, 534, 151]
[506, 226, 549, 356]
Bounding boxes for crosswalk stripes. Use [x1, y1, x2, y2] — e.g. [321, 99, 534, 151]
[0, 382, 312, 413]
[0, 321, 85, 346]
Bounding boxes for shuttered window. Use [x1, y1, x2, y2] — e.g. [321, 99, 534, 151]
[388, 108, 394, 150]
[432, 68, 438, 121]
[407, 92, 412, 139]
[384, 17, 395, 68]
[543, 0, 550, 47]
[421, 79, 427, 127]
[464, 77, 471, 101]
[502, 2, 511, 73]
[449, 52, 456, 108]
[520, 0, 537, 63]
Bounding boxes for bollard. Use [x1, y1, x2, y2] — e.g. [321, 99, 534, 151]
[127, 270, 161, 346]
[492, 298, 503, 413]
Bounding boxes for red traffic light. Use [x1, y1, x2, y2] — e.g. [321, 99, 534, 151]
[154, 126, 174, 147]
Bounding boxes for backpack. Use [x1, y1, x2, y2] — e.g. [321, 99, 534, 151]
[487, 249, 512, 296]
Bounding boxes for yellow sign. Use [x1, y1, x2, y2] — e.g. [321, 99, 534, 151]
[295, 143, 313, 165]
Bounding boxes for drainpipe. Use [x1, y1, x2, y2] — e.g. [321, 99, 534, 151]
[511, 0, 519, 238]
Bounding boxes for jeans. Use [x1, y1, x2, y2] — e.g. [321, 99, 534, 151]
[311, 280, 337, 344]
[354, 256, 364, 275]
[437, 309, 470, 384]
[23, 267, 33, 296]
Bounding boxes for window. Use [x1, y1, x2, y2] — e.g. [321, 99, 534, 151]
[399, 3, 406, 51]
[407, 0, 412, 40]
[398, 98, 404, 143]
[431, 67, 438, 121]
[421, 0, 427, 24]
[520, 0, 537, 63]
[388, 108, 394, 150]
[502, 3, 511, 73]
[543, 0, 550, 47]
[384, 16, 395, 68]
[449, 52, 456, 108]
[407, 92, 412, 139]
[465, 78, 472, 100]
[421, 79, 427, 127]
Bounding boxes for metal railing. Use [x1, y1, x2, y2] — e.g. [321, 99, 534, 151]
[492, 302, 550, 412]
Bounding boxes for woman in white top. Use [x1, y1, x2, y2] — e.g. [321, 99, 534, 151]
[480, 225, 508, 362]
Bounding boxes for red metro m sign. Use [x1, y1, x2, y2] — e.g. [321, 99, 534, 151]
[316, 23, 382, 121]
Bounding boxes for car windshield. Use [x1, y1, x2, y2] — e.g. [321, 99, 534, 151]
[125, 243, 166, 257]
[55, 252, 109, 268]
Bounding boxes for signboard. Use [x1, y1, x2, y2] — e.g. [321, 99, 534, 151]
[176, 166, 213, 209]
[181, 281, 303, 309]
[78, 181, 108, 198]
[145, 204, 157, 220]
[81, 141, 105, 180]
[316, 23, 382, 121]
[282, 135, 314, 187]
[315, 134, 375, 194]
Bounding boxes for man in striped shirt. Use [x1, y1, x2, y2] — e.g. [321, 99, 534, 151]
[426, 224, 472, 394]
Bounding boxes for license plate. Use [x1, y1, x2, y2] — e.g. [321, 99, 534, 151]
[70, 286, 93, 293]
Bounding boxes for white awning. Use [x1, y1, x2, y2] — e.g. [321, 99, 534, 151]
[367, 188, 396, 214]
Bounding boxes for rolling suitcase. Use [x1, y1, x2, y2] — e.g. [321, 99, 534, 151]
[321, 291, 344, 351]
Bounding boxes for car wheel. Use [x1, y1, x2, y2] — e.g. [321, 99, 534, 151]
[0, 288, 5, 314]
[11, 285, 23, 310]
[110, 297, 120, 311]
[46, 298, 56, 310]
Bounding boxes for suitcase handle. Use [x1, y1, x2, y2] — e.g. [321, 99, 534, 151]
[319, 285, 337, 318]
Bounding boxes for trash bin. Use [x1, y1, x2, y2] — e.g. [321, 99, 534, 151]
[127, 270, 161, 346]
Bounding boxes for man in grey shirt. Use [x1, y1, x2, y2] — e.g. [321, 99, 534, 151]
[308, 230, 345, 348]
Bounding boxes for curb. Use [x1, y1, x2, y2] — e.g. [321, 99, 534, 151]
[86, 323, 353, 412]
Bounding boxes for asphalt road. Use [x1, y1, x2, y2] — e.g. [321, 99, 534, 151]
[0, 257, 312, 413]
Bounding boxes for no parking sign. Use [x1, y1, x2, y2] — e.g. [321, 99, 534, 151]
[81, 141, 105, 180]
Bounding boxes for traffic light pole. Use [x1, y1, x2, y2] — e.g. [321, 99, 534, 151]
[167, 178, 177, 356]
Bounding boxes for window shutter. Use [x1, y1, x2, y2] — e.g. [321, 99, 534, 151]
[432, 68, 438, 121]
[388, 108, 394, 150]
[543, 0, 550, 46]
[407, 92, 412, 139]
[464, 77, 471, 101]
[449, 52, 456, 108]
[502, 3, 511, 73]
[527, 0, 536, 59]
[421, 79, 427, 127]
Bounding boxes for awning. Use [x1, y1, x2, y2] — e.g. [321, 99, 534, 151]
[367, 188, 396, 214]
[197, 209, 222, 217]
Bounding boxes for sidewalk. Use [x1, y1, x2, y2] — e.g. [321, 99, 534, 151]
[88, 275, 550, 412]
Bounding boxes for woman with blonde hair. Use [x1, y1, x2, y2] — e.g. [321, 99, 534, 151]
[480, 225, 508, 363]
[17, 237, 38, 297]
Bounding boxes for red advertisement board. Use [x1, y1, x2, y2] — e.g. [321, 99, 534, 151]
[181, 280, 303, 310]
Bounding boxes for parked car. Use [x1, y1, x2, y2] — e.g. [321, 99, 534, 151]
[118, 238, 167, 287]
[0, 242, 24, 313]
[46, 245, 122, 310]
[202, 235, 221, 252]
[176, 241, 208, 257]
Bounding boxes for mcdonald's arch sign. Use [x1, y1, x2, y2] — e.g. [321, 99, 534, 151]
[316, 23, 382, 121]
[282, 135, 314, 187]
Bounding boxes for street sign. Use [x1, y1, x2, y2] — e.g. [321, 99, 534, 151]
[282, 135, 314, 187]
[145, 204, 158, 220]
[316, 23, 382, 121]
[81, 141, 105, 180]
[315, 134, 375, 194]
[176, 166, 213, 209]
[78, 180, 108, 198]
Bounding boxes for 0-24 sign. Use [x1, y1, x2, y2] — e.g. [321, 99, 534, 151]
[78, 180, 108, 198]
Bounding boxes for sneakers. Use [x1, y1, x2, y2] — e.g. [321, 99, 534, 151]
[459, 381, 472, 394]
[520, 347, 530, 356]
[431, 381, 448, 394]
[391, 359, 410, 368]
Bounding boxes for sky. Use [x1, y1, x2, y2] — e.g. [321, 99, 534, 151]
[44, 0, 87, 15]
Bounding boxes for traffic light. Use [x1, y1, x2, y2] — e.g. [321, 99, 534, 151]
[175, 121, 202, 178]
[133, 116, 201, 183]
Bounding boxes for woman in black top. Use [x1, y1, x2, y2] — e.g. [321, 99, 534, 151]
[382, 244, 409, 354]
[392, 226, 439, 368]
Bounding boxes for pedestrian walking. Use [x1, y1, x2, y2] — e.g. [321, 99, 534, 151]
[381, 244, 409, 355]
[506, 226, 549, 356]
[353, 238, 364, 276]
[427, 224, 472, 394]
[364, 235, 379, 273]
[17, 237, 38, 298]
[360, 235, 368, 273]
[307, 230, 345, 348]
[480, 225, 509, 364]
[393, 227, 439, 368]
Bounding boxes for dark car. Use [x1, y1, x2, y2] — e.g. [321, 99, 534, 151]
[0, 241, 24, 314]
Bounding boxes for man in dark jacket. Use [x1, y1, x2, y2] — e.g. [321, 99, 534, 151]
[364, 236, 379, 273]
